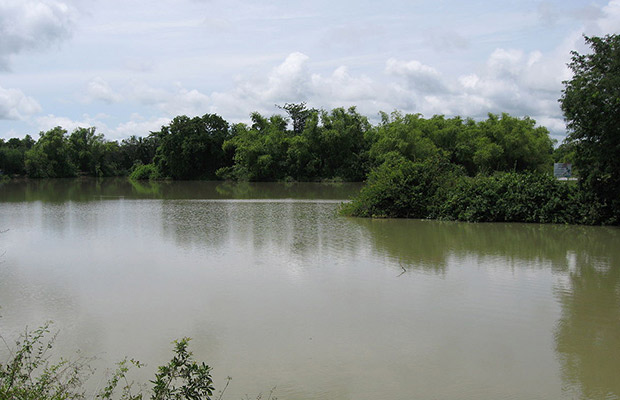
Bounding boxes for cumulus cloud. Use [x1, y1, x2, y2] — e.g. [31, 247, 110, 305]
[28, 43, 573, 140]
[209, 52, 312, 119]
[122, 80, 210, 117]
[209, 52, 400, 120]
[32, 112, 171, 141]
[35, 113, 105, 133]
[486, 49, 525, 79]
[0, 0, 76, 69]
[385, 58, 448, 94]
[311, 66, 376, 101]
[0, 85, 41, 119]
[108, 116, 171, 141]
[204, 50, 566, 135]
[596, 0, 620, 33]
[264, 52, 311, 101]
[445, 48, 565, 119]
[85, 77, 123, 104]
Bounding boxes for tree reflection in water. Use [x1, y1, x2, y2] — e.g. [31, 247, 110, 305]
[555, 250, 620, 399]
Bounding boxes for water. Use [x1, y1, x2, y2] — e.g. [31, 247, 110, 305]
[1, 178, 619, 400]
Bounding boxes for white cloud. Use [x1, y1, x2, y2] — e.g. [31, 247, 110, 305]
[209, 53, 313, 119]
[209, 53, 398, 120]
[311, 66, 376, 101]
[537, 2, 560, 26]
[204, 49, 567, 135]
[597, 0, 620, 33]
[33, 112, 170, 141]
[0, 0, 76, 69]
[385, 58, 448, 94]
[128, 81, 169, 106]
[264, 52, 311, 101]
[85, 77, 123, 104]
[486, 49, 524, 79]
[35, 113, 105, 133]
[125, 80, 211, 117]
[164, 87, 210, 117]
[108, 116, 171, 141]
[0, 85, 41, 119]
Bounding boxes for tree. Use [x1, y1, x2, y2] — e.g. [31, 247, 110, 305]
[560, 34, 620, 223]
[276, 102, 317, 135]
[120, 134, 159, 171]
[220, 113, 290, 181]
[0, 136, 33, 175]
[68, 127, 122, 176]
[317, 107, 372, 181]
[155, 114, 231, 180]
[25, 127, 77, 178]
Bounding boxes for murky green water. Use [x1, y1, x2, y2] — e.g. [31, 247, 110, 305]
[1, 178, 619, 400]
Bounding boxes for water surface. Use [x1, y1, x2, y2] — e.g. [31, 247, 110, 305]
[1, 178, 619, 400]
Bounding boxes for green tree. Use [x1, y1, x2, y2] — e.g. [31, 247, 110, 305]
[369, 111, 439, 166]
[560, 34, 620, 224]
[25, 127, 77, 178]
[472, 113, 554, 174]
[119, 134, 159, 172]
[341, 153, 463, 218]
[68, 127, 122, 176]
[0, 136, 33, 175]
[277, 102, 316, 135]
[220, 113, 289, 181]
[155, 114, 231, 180]
[317, 107, 371, 181]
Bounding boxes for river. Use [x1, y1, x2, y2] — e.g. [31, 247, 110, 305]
[1, 178, 619, 400]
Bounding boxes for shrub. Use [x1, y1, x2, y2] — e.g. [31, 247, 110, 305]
[129, 163, 161, 181]
[0, 322, 219, 400]
[343, 164, 591, 224]
[437, 172, 583, 223]
[341, 154, 463, 218]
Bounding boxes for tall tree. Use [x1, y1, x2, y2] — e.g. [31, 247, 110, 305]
[277, 102, 316, 135]
[155, 114, 231, 180]
[560, 34, 620, 223]
[25, 127, 77, 178]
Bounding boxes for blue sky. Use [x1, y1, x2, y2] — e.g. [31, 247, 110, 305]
[1, 0, 619, 142]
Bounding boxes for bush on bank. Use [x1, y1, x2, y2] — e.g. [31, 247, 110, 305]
[129, 163, 161, 181]
[435, 173, 583, 224]
[0, 321, 221, 400]
[341, 159, 592, 224]
[339, 154, 463, 218]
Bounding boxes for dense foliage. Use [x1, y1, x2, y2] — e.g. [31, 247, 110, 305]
[217, 107, 372, 181]
[341, 155, 587, 224]
[340, 154, 463, 218]
[560, 34, 620, 224]
[369, 112, 553, 175]
[0, 108, 556, 183]
[436, 173, 584, 224]
[154, 114, 231, 180]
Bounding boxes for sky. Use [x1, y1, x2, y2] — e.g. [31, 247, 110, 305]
[1, 0, 619, 143]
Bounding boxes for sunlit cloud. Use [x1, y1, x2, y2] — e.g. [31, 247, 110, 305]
[0, 85, 41, 120]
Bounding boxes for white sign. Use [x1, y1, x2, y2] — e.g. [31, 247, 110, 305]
[554, 163, 572, 178]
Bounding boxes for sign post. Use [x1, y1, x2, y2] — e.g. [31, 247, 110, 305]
[554, 163, 572, 179]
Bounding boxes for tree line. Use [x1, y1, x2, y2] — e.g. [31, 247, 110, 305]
[0, 106, 560, 182]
